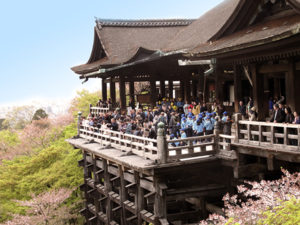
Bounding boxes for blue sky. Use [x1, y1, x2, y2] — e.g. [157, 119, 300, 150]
[0, 0, 223, 106]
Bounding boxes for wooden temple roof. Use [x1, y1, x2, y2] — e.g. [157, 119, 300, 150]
[191, 14, 300, 58]
[71, 19, 194, 75]
[71, 0, 300, 77]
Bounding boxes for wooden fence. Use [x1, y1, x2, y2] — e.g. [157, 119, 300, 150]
[78, 120, 217, 163]
[89, 106, 110, 115]
[236, 120, 300, 151]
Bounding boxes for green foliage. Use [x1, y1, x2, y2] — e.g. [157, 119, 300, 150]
[0, 130, 20, 152]
[32, 108, 48, 121]
[258, 197, 300, 225]
[69, 89, 101, 117]
[0, 123, 83, 222]
[3, 106, 34, 130]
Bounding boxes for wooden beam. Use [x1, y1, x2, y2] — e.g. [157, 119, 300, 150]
[286, 62, 296, 111]
[110, 81, 116, 106]
[150, 79, 157, 107]
[118, 165, 127, 225]
[160, 80, 166, 98]
[119, 76, 126, 109]
[251, 64, 264, 120]
[168, 80, 173, 99]
[103, 159, 112, 224]
[102, 78, 107, 101]
[258, 64, 289, 74]
[234, 65, 242, 113]
[184, 79, 191, 103]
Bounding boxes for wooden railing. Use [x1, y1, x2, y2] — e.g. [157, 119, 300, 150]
[236, 120, 300, 151]
[166, 135, 216, 162]
[79, 125, 158, 161]
[89, 106, 110, 115]
[78, 121, 217, 163]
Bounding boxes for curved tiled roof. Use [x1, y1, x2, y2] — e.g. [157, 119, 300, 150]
[71, 19, 194, 74]
[191, 14, 300, 57]
[164, 0, 242, 52]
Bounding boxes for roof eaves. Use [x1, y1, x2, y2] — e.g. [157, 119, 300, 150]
[193, 25, 300, 58]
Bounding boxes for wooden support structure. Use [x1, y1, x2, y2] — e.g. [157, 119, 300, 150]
[184, 79, 191, 103]
[129, 81, 135, 106]
[150, 79, 157, 107]
[119, 76, 126, 109]
[234, 65, 242, 113]
[110, 80, 116, 106]
[160, 80, 166, 98]
[168, 80, 173, 99]
[102, 78, 107, 101]
[251, 64, 264, 120]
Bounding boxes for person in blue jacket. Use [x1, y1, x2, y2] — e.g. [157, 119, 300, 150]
[179, 128, 187, 146]
[186, 115, 194, 137]
[222, 111, 228, 122]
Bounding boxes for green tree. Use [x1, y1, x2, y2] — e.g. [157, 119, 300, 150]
[69, 89, 101, 117]
[32, 109, 48, 121]
[3, 106, 34, 130]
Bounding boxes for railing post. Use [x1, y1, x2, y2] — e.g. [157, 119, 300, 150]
[77, 111, 82, 137]
[214, 120, 221, 153]
[89, 104, 92, 114]
[157, 122, 167, 164]
[233, 113, 241, 143]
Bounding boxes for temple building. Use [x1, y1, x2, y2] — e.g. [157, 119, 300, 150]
[68, 0, 300, 224]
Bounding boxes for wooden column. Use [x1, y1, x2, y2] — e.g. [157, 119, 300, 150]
[192, 80, 198, 101]
[274, 78, 280, 99]
[180, 80, 184, 100]
[129, 81, 135, 98]
[251, 64, 264, 120]
[286, 61, 296, 111]
[215, 68, 223, 104]
[119, 76, 126, 109]
[168, 80, 173, 99]
[154, 177, 167, 225]
[118, 165, 127, 225]
[110, 81, 116, 106]
[234, 65, 242, 113]
[198, 73, 204, 102]
[134, 172, 144, 225]
[102, 78, 107, 101]
[103, 159, 112, 224]
[184, 79, 191, 103]
[160, 80, 166, 98]
[150, 79, 157, 107]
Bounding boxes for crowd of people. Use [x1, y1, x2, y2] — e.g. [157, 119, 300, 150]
[82, 98, 233, 145]
[81, 96, 300, 146]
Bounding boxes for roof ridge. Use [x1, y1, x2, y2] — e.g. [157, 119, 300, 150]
[95, 18, 195, 27]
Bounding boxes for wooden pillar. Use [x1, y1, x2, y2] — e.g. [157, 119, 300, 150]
[192, 80, 197, 101]
[103, 159, 112, 223]
[286, 61, 296, 111]
[251, 64, 264, 120]
[160, 80, 166, 98]
[184, 79, 191, 103]
[110, 81, 116, 106]
[118, 165, 127, 225]
[263, 74, 270, 117]
[180, 80, 184, 100]
[150, 79, 157, 107]
[198, 73, 204, 101]
[168, 80, 173, 99]
[129, 81, 135, 107]
[274, 78, 280, 99]
[119, 76, 126, 109]
[154, 177, 167, 225]
[215, 67, 223, 104]
[134, 172, 144, 225]
[234, 65, 242, 113]
[102, 78, 107, 101]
